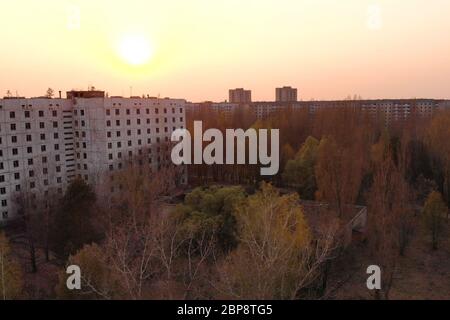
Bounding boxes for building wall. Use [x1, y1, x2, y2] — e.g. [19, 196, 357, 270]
[0, 96, 186, 224]
[229, 88, 251, 104]
[276, 87, 298, 102]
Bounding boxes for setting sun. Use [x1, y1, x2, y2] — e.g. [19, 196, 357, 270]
[117, 34, 153, 66]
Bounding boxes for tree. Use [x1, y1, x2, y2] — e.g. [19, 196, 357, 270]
[56, 243, 123, 299]
[217, 183, 338, 299]
[283, 136, 319, 199]
[426, 111, 450, 207]
[45, 88, 54, 98]
[175, 186, 245, 253]
[0, 233, 23, 300]
[51, 178, 99, 258]
[367, 155, 413, 299]
[423, 191, 448, 250]
[315, 136, 365, 218]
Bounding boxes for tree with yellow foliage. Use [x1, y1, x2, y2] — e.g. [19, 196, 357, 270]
[217, 183, 338, 299]
[423, 191, 448, 250]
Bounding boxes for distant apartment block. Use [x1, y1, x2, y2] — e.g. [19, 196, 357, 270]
[276, 86, 298, 102]
[186, 101, 239, 117]
[0, 91, 186, 224]
[229, 88, 252, 104]
[188, 98, 449, 121]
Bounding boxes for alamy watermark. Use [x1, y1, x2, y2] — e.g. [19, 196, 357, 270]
[171, 121, 280, 176]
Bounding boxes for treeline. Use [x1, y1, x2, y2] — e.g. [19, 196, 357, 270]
[187, 107, 450, 209]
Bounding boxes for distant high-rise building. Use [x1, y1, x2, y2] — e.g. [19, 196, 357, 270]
[229, 88, 252, 104]
[276, 86, 298, 102]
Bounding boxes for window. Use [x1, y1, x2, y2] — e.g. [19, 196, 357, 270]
[25, 111, 30, 118]
[10, 124, 16, 131]
[11, 136, 17, 143]
[52, 110, 57, 117]
[115, 109, 120, 115]
[106, 109, 111, 116]
[1, 200, 7, 207]
[53, 121, 58, 128]
[25, 123, 31, 130]
[9, 111, 15, 119]
[39, 110, 44, 117]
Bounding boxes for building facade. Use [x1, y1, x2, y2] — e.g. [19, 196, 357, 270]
[229, 88, 252, 104]
[276, 86, 298, 102]
[0, 91, 186, 224]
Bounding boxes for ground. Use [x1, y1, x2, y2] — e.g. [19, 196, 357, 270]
[329, 217, 450, 300]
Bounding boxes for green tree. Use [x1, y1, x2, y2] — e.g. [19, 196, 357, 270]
[175, 186, 245, 253]
[0, 232, 23, 300]
[51, 178, 99, 258]
[283, 136, 319, 199]
[423, 191, 448, 250]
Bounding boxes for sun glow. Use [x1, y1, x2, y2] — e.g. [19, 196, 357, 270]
[117, 34, 154, 66]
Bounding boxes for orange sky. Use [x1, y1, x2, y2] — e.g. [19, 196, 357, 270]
[1, 0, 449, 101]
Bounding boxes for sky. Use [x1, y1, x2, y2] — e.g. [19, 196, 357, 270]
[1, 0, 449, 102]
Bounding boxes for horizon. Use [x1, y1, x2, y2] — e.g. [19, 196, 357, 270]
[1, 0, 450, 101]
